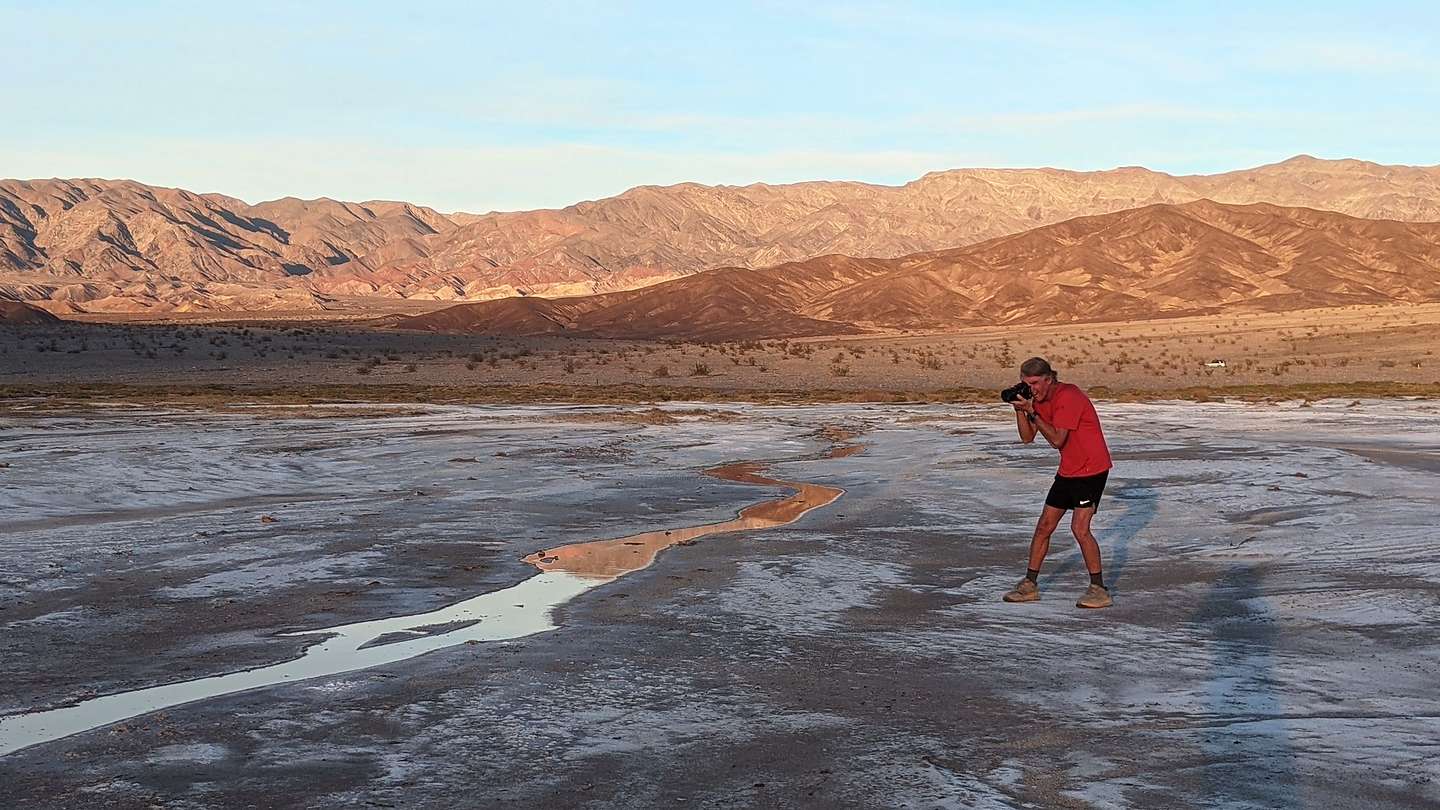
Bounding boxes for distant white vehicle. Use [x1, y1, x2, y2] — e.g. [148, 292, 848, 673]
[1204, 359, 1227, 368]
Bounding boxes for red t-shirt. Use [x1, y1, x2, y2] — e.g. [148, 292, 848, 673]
[1034, 382, 1112, 478]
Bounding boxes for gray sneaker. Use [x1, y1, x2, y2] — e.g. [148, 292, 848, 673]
[1076, 584, 1113, 609]
[1003, 578, 1040, 603]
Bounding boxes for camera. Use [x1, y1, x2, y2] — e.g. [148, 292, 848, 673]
[1000, 381, 1033, 403]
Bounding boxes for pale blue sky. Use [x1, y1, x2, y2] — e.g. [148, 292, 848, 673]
[4, 1, 1437, 212]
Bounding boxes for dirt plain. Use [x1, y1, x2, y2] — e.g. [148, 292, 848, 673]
[5, 302, 1440, 403]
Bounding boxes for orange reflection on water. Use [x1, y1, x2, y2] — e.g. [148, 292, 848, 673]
[520, 456, 853, 579]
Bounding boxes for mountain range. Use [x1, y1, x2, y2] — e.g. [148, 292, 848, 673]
[394, 200, 1440, 340]
[4, 155, 1439, 316]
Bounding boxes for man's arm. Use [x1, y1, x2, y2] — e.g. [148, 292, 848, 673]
[1015, 404, 1038, 443]
[1032, 411, 1069, 450]
[1016, 397, 1068, 449]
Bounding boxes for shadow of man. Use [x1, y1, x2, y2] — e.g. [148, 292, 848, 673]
[1191, 564, 1299, 807]
[1049, 481, 1156, 588]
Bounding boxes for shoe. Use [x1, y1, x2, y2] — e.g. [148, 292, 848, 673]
[1002, 578, 1040, 603]
[1076, 584, 1113, 609]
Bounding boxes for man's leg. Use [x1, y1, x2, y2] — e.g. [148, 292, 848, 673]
[1071, 506, 1113, 608]
[1027, 505, 1066, 573]
[1004, 505, 1065, 602]
[1069, 506, 1103, 580]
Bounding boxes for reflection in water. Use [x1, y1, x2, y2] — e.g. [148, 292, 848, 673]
[0, 450, 853, 757]
[0, 572, 597, 758]
[524, 461, 845, 578]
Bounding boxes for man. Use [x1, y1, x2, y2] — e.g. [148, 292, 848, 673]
[1003, 357, 1114, 609]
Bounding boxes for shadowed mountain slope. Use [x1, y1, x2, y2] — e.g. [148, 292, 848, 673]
[394, 255, 896, 339]
[396, 201, 1440, 339]
[0, 299, 61, 324]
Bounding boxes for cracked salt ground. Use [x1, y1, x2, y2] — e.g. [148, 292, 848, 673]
[2, 400, 1439, 807]
[0, 416, 853, 755]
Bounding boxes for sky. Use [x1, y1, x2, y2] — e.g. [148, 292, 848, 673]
[4, 1, 1438, 213]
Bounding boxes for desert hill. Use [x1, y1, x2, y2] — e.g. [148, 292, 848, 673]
[392, 254, 897, 339]
[395, 201, 1440, 340]
[311, 155, 1440, 306]
[0, 179, 452, 313]
[4, 156, 1440, 314]
[0, 299, 61, 324]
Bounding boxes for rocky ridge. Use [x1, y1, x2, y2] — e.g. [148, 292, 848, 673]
[394, 200, 1440, 339]
[4, 156, 1439, 314]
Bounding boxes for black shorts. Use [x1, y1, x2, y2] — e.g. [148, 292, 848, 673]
[1045, 470, 1109, 511]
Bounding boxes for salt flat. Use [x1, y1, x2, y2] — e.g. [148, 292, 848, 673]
[1, 400, 1437, 808]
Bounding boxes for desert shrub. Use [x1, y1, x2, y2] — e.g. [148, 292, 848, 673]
[690, 363, 710, 377]
[653, 365, 670, 378]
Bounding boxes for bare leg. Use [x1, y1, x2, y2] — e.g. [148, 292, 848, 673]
[1069, 506, 1103, 575]
[1027, 505, 1066, 572]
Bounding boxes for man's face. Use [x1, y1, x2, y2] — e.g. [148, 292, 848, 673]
[1023, 374, 1054, 402]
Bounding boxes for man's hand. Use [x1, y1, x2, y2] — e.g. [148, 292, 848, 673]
[1013, 397, 1038, 443]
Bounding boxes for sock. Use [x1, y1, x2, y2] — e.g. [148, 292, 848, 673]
[1089, 572, 1105, 589]
[1025, 568, 1040, 584]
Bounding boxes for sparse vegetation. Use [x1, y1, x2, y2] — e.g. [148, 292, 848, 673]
[4, 302, 1439, 398]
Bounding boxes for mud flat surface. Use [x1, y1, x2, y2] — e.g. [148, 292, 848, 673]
[1, 400, 1437, 808]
